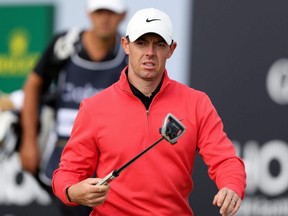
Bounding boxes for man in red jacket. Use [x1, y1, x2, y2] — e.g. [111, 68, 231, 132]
[52, 7, 246, 216]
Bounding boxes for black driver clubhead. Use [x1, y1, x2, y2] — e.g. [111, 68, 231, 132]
[160, 113, 186, 144]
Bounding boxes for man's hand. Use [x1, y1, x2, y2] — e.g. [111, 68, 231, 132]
[212, 187, 241, 216]
[19, 139, 40, 175]
[67, 178, 110, 207]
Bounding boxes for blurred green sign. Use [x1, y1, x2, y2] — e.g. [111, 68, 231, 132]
[0, 5, 54, 93]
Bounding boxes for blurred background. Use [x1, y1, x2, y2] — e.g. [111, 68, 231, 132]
[0, 0, 287, 215]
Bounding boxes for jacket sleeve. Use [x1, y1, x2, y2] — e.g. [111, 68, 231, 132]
[52, 100, 98, 206]
[196, 93, 246, 199]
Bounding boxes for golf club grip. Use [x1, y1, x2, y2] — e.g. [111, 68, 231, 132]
[96, 170, 118, 186]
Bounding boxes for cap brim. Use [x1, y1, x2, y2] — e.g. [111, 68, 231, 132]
[128, 27, 172, 45]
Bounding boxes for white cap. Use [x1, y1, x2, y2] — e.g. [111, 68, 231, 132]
[87, 0, 127, 14]
[126, 8, 173, 45]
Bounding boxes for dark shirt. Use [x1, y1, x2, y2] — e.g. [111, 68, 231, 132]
[129, 76, 163, 110]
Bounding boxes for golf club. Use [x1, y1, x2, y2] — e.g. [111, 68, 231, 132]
[96, 113, 186, 186]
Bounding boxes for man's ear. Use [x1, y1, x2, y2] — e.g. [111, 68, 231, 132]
[167, 42, 177, 59]
[121, 36, 129, 55]
[119, 12, 127, 22]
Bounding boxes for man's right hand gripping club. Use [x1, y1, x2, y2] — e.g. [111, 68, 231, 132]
[65, 178, 110, 207]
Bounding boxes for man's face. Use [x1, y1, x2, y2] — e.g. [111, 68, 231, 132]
[122, 33, 176, 82]
[89, 9, 125, 39]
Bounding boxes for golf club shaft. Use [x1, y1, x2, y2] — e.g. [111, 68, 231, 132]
[116, 137, 165, 174]
[96, 137, 165, 185]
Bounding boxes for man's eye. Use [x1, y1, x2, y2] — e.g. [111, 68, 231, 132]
[136, 41, 145, 45]
[158, 43, 166, 48]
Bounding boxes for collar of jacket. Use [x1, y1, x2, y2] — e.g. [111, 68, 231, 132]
[118, 66, 172, 95]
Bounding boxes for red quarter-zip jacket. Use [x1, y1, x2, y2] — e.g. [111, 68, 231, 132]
[52, 67, 246, 216]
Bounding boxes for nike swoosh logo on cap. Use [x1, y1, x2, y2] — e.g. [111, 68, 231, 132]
[146, 18, 161, 22]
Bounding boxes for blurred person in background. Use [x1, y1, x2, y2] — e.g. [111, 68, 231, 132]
[19, 0, 127, 215]
[53, 8, 246, 216]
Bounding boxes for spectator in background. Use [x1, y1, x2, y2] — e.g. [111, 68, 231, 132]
[52, 8, 246, 216]
[19, 0, 127, 215]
